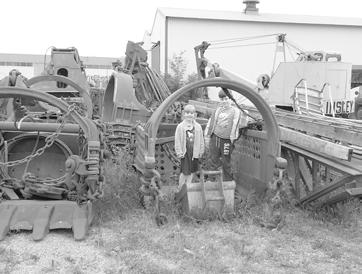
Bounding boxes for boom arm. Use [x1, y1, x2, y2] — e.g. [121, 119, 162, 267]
[194, 41, 258, 89]
[194, 41, 260, 103]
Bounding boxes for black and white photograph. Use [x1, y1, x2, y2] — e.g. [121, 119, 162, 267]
[0, 0, 361, 273]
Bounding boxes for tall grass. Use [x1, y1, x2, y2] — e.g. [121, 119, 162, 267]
[93, 150, 142, 225]
[308, 198, 362, 227]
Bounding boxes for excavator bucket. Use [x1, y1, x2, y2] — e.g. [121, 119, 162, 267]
[175, 170, 236, 217]
[0, 200, 93, 241]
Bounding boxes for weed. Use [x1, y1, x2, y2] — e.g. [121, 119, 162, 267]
[0, 248, 20, 273]
[71, 264, 85, 274]
[311, 238, 343, 259]
[29, 254, 40, 262]
[93, 157, 142, 225]
[95, 236, 106, 248]
[309, 198, 362, 228]
[64, 256, 76, 264]
[41, 259, 60, 273]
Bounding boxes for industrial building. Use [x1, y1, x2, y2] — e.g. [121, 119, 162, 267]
[0, 52, 115, 89]
[144, 1, 362, 87]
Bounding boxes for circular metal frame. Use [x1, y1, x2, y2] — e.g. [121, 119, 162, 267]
[0, 87, 98, 141]
[27, 75, 93, 118]
[144, 78, 281, 184]
[147, 78, 279, 155]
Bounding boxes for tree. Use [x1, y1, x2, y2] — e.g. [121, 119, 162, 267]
[163, 51, 187, 93]
[163, 52, 203, 101]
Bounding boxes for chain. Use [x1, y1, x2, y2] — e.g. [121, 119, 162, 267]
[0, 104, 77, 168]
[161, 143, 180, 167]
[23, 173, 67, 186]
[221, 88, 262, 123]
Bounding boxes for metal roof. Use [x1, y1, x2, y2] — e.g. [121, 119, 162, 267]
[0, 53, 115, 67]
[153, 7, 362, 30]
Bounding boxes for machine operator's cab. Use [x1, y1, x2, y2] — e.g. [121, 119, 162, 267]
[32, 48, 90, 96]
[26, 48, 93, 118]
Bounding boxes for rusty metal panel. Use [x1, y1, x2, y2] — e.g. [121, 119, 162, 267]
[155, 144, 178, 185]
[232, 129, 270, 194]
[0, 200, 93, 241]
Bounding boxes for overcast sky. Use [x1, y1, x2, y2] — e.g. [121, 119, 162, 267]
[1, 0, 361, 57]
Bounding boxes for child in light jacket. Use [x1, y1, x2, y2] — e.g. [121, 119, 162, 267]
[175, 104, 205, 190]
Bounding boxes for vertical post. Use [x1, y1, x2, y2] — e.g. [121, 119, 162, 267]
[282, 41, 286, 62]
[294, 85, 299, 113]
[312, 160, 320, 191]
[304, 80, 309, 115]
[271, 40, 279, 77]
[328, 84, 335, 117]
[325, 166, 331, 185]
[292, 152, 301, 200]
[200, 169, 206, 210]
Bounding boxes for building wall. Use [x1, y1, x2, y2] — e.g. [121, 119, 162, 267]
[0, 65, 34, 79]
[0, 53, 115, 89]
[149, 13, 167, 73]
[162, 17, 362, 85]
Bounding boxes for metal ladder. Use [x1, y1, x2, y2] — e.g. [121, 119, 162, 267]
[199, 169, 225, 215]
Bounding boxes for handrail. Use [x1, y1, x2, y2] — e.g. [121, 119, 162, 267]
[292, 78, 306, 114]
[303, 80, 309, 114]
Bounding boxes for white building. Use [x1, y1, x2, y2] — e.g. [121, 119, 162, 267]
[145, 1, 362, 88]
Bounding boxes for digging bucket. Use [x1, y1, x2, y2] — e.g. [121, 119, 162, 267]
[0, 200, 93, 241]
[176, 180, 235, 216]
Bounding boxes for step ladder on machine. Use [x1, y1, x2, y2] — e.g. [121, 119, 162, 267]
[199, 169, 225, 216]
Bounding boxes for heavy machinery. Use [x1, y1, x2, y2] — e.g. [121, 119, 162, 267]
[102, 41, 285, 217]
[194, 39, 362, 207]
[3, 36, 359, 240]
[195, 35, 357, 118]
[101, 41, 183, 182]
[0, 47, 105, 241]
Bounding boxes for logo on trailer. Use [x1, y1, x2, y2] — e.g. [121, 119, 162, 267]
[324, 100, 354, 115]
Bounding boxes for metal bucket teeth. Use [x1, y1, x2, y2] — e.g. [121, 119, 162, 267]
[33, 205, 55, 241]
[0, 205, 17, 240]
[0, 200, 93, 241]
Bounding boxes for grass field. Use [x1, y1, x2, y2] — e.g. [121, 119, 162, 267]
[0, 160, 361, 274]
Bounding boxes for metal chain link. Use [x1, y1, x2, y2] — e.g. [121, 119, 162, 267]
[0, 104, 77, 168]
[161, 143, 180, 167]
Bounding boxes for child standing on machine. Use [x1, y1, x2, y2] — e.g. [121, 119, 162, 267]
[175, 104, 205, 190]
